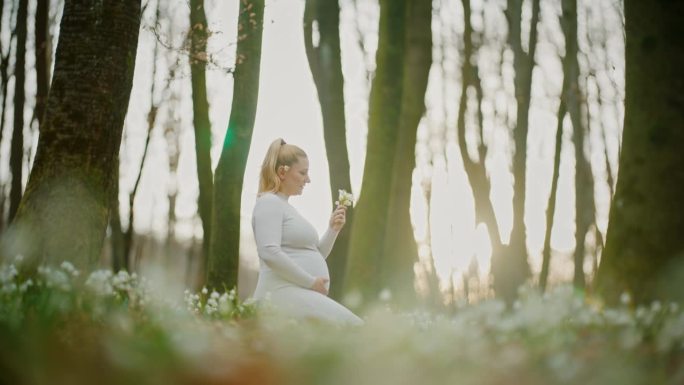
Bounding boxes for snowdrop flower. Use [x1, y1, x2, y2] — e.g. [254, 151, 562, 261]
[379, 288, 392, 302]
[0, 264, 18, 285]
[60, 261, 80, 277]
[85, 270, 114, 296]
[38, 266, 70, 290]
[620, 292, 631, 305]
[335, 189, 354, 208]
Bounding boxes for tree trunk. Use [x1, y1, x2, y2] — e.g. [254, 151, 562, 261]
[8, 0, 28, 223]
[207, 0, 264, 291]
[303, 0, 353, 300]
[560, 0, 593, 290]
[597, 0, 684, 304]
[110, 166, 125, 271]
[456, 0, 506, 278]
[34, 0, 51, 130]
[540, 100, 565, 292]
[495, 0, 540, 300]
[189, 0, 213, 281]
[345, 0, 406, 302]
[382, 0, 431, 305]
[0, 0, 141, 269]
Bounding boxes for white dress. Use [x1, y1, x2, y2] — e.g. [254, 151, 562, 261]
[251, 192, 362, 325]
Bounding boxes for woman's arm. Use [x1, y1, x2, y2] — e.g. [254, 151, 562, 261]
[317, 227, 339, 259]
[317, 205, 346, 259]
[253, 195, 316, 288]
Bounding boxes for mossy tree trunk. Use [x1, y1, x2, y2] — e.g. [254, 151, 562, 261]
[344, 0, 407, 302]
[382, 0, 432, 305]
[303, 0, 353, 300]
[597, 0, 684, 304]
[207, 0, 265, 291]
[189, 0, 214, 283]
[0, 0, 141, 269]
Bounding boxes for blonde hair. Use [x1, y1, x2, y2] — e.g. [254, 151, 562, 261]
[258, 138, 307, 194]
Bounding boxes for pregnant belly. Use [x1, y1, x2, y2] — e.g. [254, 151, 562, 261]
[287, 249, 330, 278]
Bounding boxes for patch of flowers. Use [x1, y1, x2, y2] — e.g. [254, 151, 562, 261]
[1, 260, 683, 385]
[184, 286, 257, 320]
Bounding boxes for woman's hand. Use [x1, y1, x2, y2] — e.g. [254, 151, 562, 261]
[329, 205, 347, 232]
[311, 277, 329, 295]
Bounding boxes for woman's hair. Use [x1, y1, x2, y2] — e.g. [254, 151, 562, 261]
[258, 138, 307, 194]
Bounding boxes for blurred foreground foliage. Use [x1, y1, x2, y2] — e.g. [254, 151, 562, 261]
[1, 260, 683, 385]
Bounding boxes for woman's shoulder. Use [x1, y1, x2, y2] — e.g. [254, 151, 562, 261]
[255, 192, 284, 207]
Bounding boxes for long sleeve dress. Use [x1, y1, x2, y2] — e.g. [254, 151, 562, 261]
[251, 192, 362, 325]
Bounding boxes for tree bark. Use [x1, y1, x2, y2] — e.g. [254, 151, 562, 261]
[110, 165, 125, 271]
[597, 0, 684, 304]
[303, 0, 353, 300]
[382, 0, 431, 305]
[345, 0, 406, 301]
[559, 0, 593, 290]
[207, 0, 264, 291]
[540, 100, 565, 292]
[0, 0, 141, 269]
[34, 0, 51, 130]
[189, 0, 213, 281]
[8, 0, 28, 223]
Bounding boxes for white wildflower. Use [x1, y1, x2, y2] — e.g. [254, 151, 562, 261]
[620, 292, 631, 305]
[379, 288, 392, 302]
[59, 261, 80, 277]
[85, 270, 114, 296]
[336, 189, 354, 208]
[0, 264, 18, 284]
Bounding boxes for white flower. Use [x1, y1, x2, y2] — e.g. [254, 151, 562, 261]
[201, 287, 208, 295]
[620, 292, 631, 305]
[85, 270, 114, 296]
[0, 264, 18, 284]
[60, 261, 80, 277]
[336, 189, 354, 208]
[379, 288, 392, 302]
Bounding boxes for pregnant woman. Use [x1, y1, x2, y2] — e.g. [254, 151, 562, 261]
[251, 138, 362, 325]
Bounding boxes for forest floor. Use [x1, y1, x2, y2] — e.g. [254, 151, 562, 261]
[1, 261, 683, 385]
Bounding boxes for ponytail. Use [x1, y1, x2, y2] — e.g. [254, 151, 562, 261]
[258, 138, 307, 194]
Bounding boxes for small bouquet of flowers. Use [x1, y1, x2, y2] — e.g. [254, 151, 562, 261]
[335, 189, 354, 208]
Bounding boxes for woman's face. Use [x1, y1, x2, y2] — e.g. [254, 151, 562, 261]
[278, 156, 310, 196]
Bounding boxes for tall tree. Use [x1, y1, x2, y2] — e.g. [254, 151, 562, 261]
[560, 0, 594, 289]
[345, 0, 407, 301]
[302, 0, 353, 300]
[8, 0, 28, 222]
[0, 0, 141, 269]
[539, 100, 564, 292]
[493, 0, 540, 300]
[34, 0, 51, 130]
[597, 0, 684, 304]
[189, 0, 213, 279]
[206, 0, 265, 290]
[382, 0, 432, 304]
[456, 0, 506, 296]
